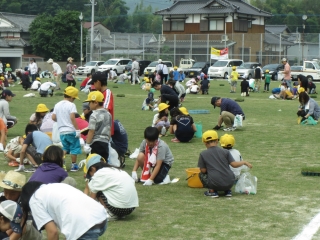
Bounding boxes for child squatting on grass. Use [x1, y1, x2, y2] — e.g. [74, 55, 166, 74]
[198, 130, 252, 198]
[132, 127, 174, 185]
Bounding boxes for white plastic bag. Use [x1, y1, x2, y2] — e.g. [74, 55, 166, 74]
[235, 171, 257, 195]
[108, 145, 120, 167]
[233, 114, 243, 128]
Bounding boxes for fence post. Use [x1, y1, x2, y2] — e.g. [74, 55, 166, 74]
[158, 34, 161, 59]
[128, 34, 130, 58]
[143, 34, 145, 60]
[242, 34, 244, 61]
[113, 34, 115, 58]
[174, 34, 176, 66]
[279, 33, 282, 60]
[190, 34, 192, 59]
[260, 33, 263, 64]
[207, 34, 209, 61]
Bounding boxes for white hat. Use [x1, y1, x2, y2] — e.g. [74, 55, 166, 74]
[67, 57, 74, 62]
[158, 59, 162, 63]
[0, 200, 23, 234]
[281, 58, 287, 62]
[47, 58, 54, 64]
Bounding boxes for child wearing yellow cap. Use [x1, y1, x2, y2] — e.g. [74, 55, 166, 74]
[152, 103, 170, 137]
[83, 91, 112, 161]
[29, 104, 49, 129]
[198, 130, 252, 198]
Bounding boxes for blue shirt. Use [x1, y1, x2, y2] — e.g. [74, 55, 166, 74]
[111, 120, 128, 153]
[173, 70, 179, 81]
[24, 131, 53, 154]
[179, 73, 185, 81]
[220, 98, 245, 117]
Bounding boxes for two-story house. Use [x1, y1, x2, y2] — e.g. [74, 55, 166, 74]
[154, 0, 273, 65]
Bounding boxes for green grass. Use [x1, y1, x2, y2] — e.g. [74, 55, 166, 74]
[4, 79, 320, 239]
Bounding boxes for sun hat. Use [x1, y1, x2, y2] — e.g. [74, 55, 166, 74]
[83, 91, 104, 103]
[64, 86, 79, 100]
[220, 134, 235, 147]
[179, 107, 189, 115]
[158, 103, 170, 112]
[174, 66, 178, 70]
[67, 57, 74, 62]
[232, 66, 236, 70]
[47, 58, 54, 64]
[281, 58, 287, 62]
[35, 104, 49, 113]
[1, 90, 15, 99]
[265, 69, 270, 73]
[0, 200, 23, 234]
[0, 77, 4, 80]
[83, 154, 106, 179]
[202, 130, 219, 143]
[211, 96, 221, 109]
[0, 171, 26, 191]
[298, 87, 306, 94]
[158, 59, 162, 63]
[36, 77, 41, 81]
[6, 64, 10, 68]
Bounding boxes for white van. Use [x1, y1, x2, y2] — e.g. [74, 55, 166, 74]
[208, 59, 243, 79]
[179, 58, 195, 72]
[98, 58, 131, 75]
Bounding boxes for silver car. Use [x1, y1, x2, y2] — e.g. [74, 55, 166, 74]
[237, 62, 260, 79]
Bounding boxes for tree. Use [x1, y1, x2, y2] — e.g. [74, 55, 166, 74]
[29, 10, 86, 61]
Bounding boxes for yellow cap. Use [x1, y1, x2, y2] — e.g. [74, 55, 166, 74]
[36, 104, 49, 113]
[179, 107, 189, 115]
[220, 134, 235, 147]
[232, 66, 236, 70]
[36, 77, 41, 81]
[0, 77, 4, 80]
[298, 87, 305, 94]
[83, 91, 104, 103]
[64, 86, 80, 100]
[202, 130, 218, 143]
[174, 66, 178, 70]
[158, 103, 170, 112]
[265, 69, 270, 73]
[6, 64, 10, 68]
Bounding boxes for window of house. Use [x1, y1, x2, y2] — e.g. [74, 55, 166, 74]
[209, 19, 224, 31]
[234, 19, 248, 32]
[171, 21, 184, 31]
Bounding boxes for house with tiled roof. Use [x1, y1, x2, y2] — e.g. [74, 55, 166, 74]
[154, 0, 274, 64]
[0, 12, 36, 70]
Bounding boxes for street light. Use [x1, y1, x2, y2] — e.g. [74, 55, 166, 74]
[302, 15, 307, 63]
[79, 12, 83, 66]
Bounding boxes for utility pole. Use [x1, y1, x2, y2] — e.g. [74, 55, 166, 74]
[90, 0, 97, 61]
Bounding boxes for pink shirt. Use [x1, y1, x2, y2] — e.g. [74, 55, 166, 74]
[283, 63, 291, 80]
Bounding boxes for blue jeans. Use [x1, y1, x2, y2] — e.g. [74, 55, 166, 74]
[284, 79, 292, 91]
[78, 221, 107, 240]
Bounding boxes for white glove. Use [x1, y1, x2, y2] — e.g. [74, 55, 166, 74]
[83, 144, 91, 154]
[16, 158, 20, 162]
[132, 171, 138, 182]
[75, 130, 81, 138]
[143, 179, 154, 186]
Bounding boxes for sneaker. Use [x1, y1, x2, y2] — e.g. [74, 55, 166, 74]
[225, 190, 232, 197]
[204, 190, 219, 198]
[70, 163, 79, 172]
[14, 165, 25, 172]
[223, 127, 236, 132]
[159, 175, 171, 185]
[24, 167, 36, 173]
[171, 138, 180, 143]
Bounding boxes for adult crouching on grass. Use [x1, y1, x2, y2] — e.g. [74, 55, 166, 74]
[0, 90, 17, 129]
[297, 87, 320, 124]
[211, 96, 245, 132]
[153, 81, 179, 111]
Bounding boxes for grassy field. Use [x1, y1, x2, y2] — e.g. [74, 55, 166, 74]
[4, 79, 320, 239]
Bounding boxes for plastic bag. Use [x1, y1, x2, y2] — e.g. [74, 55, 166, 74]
[233, 114, 243, 128]
[108, 145, 120, 167]
[301, 116, 318, 125]
[235, 171, 257, 195]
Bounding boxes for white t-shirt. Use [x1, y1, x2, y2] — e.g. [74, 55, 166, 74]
[40, 82, 56, 91]
[186, 79, 196, 87]
[89, 168, 139, 208]
[31, 81, 41, 90]
[29, 113, 36, 122]
[52, 62, 62, 74]
[109, 70, 117, 78]
[190, 85, 199, 93]
[30, 184, 107, 240]
[53, 100, 77, 133]
[228, 148, 243, 178]
[152, 113, 159, 127]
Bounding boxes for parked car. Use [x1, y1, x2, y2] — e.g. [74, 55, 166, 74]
[75, 61, 105, 75]
[124, 60, 151, 75]
[187, 62, 212, 77]
[236, 62, 260, 79]
[208, 59, 244, 79]
[143, 61, 173, 75]
[98, 58, 131, 75]
[178, 58, 195, 73]
[262, 63, 284, 80]
[290, 66, 303, 80]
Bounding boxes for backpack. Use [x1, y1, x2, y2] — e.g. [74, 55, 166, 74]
[61, 71, 67, 83]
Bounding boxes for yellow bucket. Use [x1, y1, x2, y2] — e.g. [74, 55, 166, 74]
[185, 168, 203, 188]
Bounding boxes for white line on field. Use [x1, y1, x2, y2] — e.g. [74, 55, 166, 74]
[292, 211, 320, 240]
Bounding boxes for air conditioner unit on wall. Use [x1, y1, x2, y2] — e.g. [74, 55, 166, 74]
[221, 35, 229, 42]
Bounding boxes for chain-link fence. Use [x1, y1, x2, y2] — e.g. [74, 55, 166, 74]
[87, 33, 320, 67]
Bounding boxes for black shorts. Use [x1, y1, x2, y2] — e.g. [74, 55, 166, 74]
[153, 162, 171, 184]
[90, 141, 109, 161]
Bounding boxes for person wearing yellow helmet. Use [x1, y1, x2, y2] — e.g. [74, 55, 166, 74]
[30, 77, 41, 91]
[230, 66, 239, 93]
[263, 69, 271, 92]
[29, 104, 50, 128]
[4, 64, 12, 74]
[198, 130, 252, 198]
[173, 66, 179, 81]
